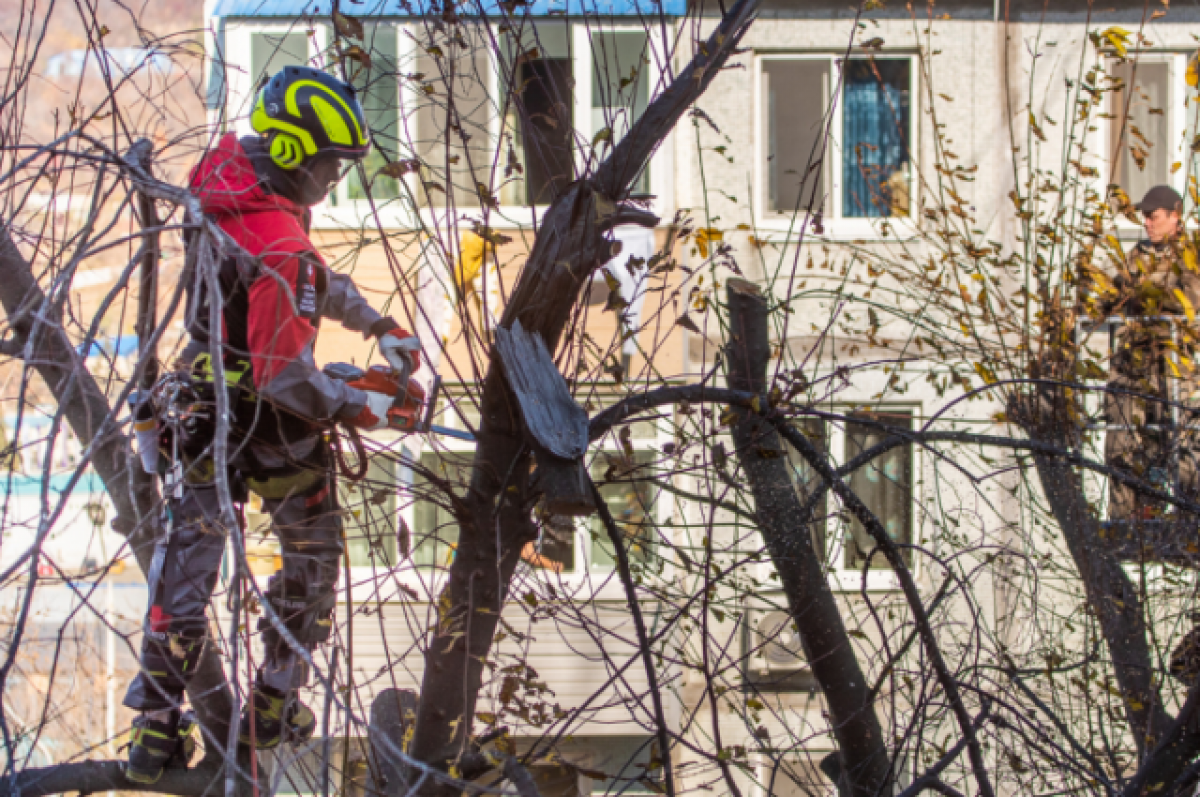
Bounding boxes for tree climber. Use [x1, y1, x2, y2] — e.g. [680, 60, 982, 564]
[123, 66, 422, 783]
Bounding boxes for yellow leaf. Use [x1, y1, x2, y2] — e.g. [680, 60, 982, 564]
[974, 362, 997, 385]
[1177, 288, 1196, 325]
[1102, 26, 1131, 58]
[1167, 356, 1183, 378]
[455, 230, 489, 292]
[695, 228, 723, 259]
[1185, 246, 1199, 273]
[592, 127, 612, 147]
[1189, 51, 1200, 88]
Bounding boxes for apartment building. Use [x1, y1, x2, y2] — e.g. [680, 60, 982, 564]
[186, 0, 1197, 793]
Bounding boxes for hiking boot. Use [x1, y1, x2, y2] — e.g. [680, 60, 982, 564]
[125, 710, 198, 784]
[239, 685, 316, 749]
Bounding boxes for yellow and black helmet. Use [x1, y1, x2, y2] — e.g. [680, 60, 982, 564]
[251, 66, 371, 170]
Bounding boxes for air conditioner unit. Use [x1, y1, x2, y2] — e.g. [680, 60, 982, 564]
[744, 602, 815, 690]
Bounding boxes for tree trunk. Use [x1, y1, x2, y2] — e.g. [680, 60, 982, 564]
[724, 278, 893, 797]
[1014, 391, 1171, 763]
[406, 2, 764, 791]
[0, 222, 238, 780]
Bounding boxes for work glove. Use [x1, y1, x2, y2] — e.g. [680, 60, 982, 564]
[378, 331, 422, 384]
[350, 391, 393, 432]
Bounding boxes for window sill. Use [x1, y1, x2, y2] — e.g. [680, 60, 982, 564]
[310, 197, 670, 233]
[336, 563, 665, 603]
[826, 570, 903, 592]
[753, 216, 920, 243]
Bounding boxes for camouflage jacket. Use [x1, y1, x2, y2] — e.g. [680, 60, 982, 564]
[1099, 234, 1200, 384]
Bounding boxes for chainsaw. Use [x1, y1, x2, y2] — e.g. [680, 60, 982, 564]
[323, 363, 474, 442]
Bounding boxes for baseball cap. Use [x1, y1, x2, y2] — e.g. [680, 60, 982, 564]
[1136, 185, 1184, 215]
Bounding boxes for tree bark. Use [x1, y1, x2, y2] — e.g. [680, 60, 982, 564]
[406, 3, 764, 792]
[1013, 389, 1171, 764]
[724, 278, 893, 797]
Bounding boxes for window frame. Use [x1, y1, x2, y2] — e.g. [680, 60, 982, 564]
[1102, 50, 1197, 237]
[760, 407, 920, 592]
[224, 20, 673, 232]
[753, 51, 920, 241]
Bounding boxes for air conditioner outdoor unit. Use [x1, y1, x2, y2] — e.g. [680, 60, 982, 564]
[745, 603, 813, 687]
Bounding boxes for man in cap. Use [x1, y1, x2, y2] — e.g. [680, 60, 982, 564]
[1100, 184, 1200, 526]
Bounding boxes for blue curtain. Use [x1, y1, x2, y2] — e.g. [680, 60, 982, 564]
[842, 64, 909, 218]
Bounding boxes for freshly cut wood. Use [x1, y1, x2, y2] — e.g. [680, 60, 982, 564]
[495, 319, 587, 461]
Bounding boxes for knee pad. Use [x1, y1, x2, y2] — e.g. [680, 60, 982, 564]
[259, 574, 336, 648]
[140, 629, 206, 696]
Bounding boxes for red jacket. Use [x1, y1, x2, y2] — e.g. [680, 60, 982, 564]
[185, 133, 398, 432]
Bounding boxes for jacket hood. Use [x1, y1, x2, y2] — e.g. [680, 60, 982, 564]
[189, 133, 304, 221]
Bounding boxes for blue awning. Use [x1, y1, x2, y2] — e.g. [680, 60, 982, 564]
[212, 0, 686, 17]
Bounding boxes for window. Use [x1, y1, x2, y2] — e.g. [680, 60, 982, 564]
[757, 755, 835, 797]
[590, 450, 657, 571]
[1110, 59, 1172, 204]
[413, 23, 494, 210]
[344, 23, 401, 202]
[842, 59, 911, 218]
[785, 419, 829, 560]
[264, 739, 369, 797]
[250, 32, 308, 91]
[1104, 54, 1200, 210]
[762, 59, 830, 215]
[843, 413, 912, 570]
[584, 736, 659, 795]
[499, 24, 575, 206]
[759, 55, 912, 223]
[411, 450, 470, 568]
[590, 31, 651, 194]
[342, 457, 398, 568]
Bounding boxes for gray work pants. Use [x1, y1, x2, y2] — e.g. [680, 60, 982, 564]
[123, 442, 343, 712]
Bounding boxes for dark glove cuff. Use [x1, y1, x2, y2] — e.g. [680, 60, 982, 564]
[368, 317, 401, 340]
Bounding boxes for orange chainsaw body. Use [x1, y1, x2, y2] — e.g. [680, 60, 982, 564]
[345, 365, 427, 433]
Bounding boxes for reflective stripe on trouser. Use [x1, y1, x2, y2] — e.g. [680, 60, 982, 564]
[123, 442, 343, 711]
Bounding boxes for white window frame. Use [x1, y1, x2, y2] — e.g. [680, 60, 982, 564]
[223, 20, 673, 233]
[223, 22, 414, 229]
[337, 391, 673, 602]
[576, 407, 675, 601]
[760, 405, 921, 593]
[752, 750, 837, 797]
[1101, 50, 1196, 238]
[753, 51, 919, 242]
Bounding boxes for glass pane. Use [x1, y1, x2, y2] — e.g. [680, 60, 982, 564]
[1111, 60, 1171, 204]
[591, 31, 650, 193]
[499, 24, 573, 205]
[591, 451, 656, 570]
[412, 450, 470, 568]
[264, 739, 370, 796]
[250, 32, 309, 92]
[760, 757, 835, 797]
[346, 24, 400, 201]
[342, 457, 398, 568]
[844, 413, 912, 570]
[785, 418, 828, 560]
[841, 58, 911, 218]
[414, 23, 494, 210]
[526, 515, 575, 572]
[763, 59, 831, 215]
